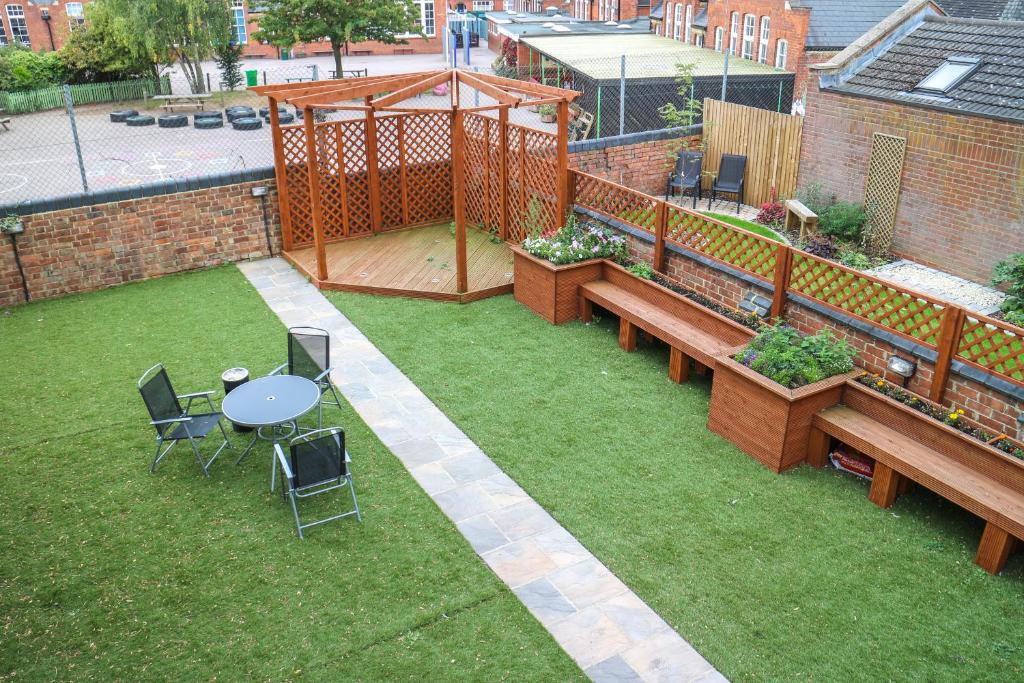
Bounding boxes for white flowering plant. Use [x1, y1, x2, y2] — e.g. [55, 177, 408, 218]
[522, 216, 627, 265]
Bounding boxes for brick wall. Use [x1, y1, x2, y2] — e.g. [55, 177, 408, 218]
[0, 180, 281, 308]
[799, 85, 1024, 284]
[570, 134, 701, 196]
[7, 0, 83, 52]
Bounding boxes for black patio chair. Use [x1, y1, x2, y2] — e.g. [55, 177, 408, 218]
[275, 428, 361, 539]
[666, 151, 703, 208]
[137, 363, 231, 477]
[269, 326, 342, 428]
[709, 154, 747, 212]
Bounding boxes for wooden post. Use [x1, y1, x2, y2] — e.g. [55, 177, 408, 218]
[498, 107, 509, 241]
[363, 97, 383, 234]
[930, 305, 966, 403]
[770, 244, 793, 319]
[452, 107, 469, 294]
[868, 462, 902, 509]
[397, 115, 410, 226]
[618, 319, 638, 352]
[556, 99, 569, 228]
[653, 200, 668, 273]
[267, 97, 294, 252]
[975, 522, 1016, 575]
[302, 109, 328, 282]
[668, 348, 689, 383]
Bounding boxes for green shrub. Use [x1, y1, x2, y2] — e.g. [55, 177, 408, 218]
[628, 261, 654, 279]
[993, 252, 1024, 326]
[819, 201, 867, 242]
[0, 46, 66, 92]
[795, 183, 834, 216]
[735, 322, 856, 388]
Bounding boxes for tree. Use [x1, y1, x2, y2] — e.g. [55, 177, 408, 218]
[60, 0, 161, 83]
[255, 0, 420, 77]
[215, 40, 244, 90]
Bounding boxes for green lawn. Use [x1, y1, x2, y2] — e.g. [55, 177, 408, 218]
[0, 267, 581, 681]
[327, 291, 1024, 682]
[705, 212, 786, 243]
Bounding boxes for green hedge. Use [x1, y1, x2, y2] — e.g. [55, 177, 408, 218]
[0, 76, 171, 114]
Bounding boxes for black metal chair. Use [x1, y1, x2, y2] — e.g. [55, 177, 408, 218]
[269, 326, 342, 427]
[709, 154, 747, 212]
[137, 363, 231, 477]
[275, 428, 361, 539]
[666, 151, 703, 208]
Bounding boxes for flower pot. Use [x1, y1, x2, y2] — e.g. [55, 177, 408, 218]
[512, 246, 604, 324]
[540, 113, 556, 123]
[708, 349, 855, 472]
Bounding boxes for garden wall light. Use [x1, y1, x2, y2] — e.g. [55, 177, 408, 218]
[1017, 413, 1024, 441]
[887, 354, 917, 386]
[1, 217, 29, 302]
[250, 186, 273, 257]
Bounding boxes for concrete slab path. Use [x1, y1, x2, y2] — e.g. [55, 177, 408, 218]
[237, 257, 726, 683]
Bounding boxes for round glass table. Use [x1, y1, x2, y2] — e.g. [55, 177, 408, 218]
[222, 375, 320, 491]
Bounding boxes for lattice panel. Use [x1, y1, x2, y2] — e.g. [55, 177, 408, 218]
[665, 206, 777, 280]
[507, 124, 559, 242]
[789, 252, 945, 345]
[574, 173, 658, 233]
[339, 120, 372, 237]
[463, 113, 490, 230]
[404, 111, 452, 225]
[486, 118, 502, 234]
[863, 133, 906, 254]
[376, 115, 404, 230]
[280, 126, 313, 247]
[315, 123, 346, 241]
[957, 316, 1024, 384]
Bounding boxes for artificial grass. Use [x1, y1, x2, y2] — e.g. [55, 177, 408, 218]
[327, 291, 1024, 682]
[0, 267, 582, 681]
[705, 211, 785, 243]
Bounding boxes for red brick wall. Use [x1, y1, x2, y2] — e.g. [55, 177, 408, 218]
[4, 0, 84, 52]
[0, 180, 281, 308]
[799, 86, 1024, 284]
[570, 134, 701, 196]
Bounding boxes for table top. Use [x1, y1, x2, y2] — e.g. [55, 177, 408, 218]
[152, 94, 213, 101]
[222, 375, 320, 428]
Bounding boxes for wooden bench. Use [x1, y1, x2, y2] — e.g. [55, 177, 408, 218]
[160, 101, 204, 112]
[0, 117, 10, 132]
[352, 49, 372, 56]
[579, 279, 741, 383]
[810, 405, 1023, 574]
[394, 47, 415, 55]
[784, 199, 818, 241]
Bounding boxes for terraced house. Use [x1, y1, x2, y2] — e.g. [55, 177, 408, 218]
[0, 0, 86, 51]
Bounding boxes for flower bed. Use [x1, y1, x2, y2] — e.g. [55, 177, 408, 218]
[521, 217, 627, 265]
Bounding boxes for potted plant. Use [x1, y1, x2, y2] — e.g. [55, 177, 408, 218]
[538, 104, 557, 123]
[708, 322, 858, 472]
[513, 214, 627, 324]
[0, 215, 24, 235]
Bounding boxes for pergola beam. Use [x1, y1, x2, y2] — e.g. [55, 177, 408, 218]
[370, 71, 453, 109]
[456, 71, 522, 107]
[468, 71, 582, 101]
[250, 73, 429, 99]
[287, 72, 446, 108]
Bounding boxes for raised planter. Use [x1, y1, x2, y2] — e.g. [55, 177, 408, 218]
[512, 246, 604, 324]
[708, 350, 856, 473]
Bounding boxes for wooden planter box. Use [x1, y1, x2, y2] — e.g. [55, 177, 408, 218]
[708, 350, 855, 472]
[512, 246, 604, 324]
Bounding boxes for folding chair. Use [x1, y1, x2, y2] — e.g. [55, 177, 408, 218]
[274, 428, 361, 539]
[709, 154, 747, 212]
[666, 151, 703, 208]
[137, 363, 231, 477]
[269, 326, 342, 428]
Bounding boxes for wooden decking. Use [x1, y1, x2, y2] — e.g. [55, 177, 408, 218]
[283, 223, 514, 302]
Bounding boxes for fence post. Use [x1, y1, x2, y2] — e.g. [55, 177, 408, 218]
[556, 99, 570, 226]
[721, 50, 729, 100]
[930, 305, 966, 404]
[619, 54, 626, 137]
[770, 243, 792, 319]
[63, 85, 89, 194]
[595, 86, 602, 139]
[363, 97, 383, 234]
[653, 201, 667, 273]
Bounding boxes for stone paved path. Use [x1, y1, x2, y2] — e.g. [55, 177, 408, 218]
[238, 258, 726, 683]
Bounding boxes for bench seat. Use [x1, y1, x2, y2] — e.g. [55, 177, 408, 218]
[812, 405, 1022, 574]
[579, 280, 735, 382]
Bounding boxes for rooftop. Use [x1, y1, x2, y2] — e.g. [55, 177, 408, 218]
[831, 16, 1024, 123]
[794, 0, 909, 49]
[485, 12, 652, 40]
[936, 0, 1024, 20]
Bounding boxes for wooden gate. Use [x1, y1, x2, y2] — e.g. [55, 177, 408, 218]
[701, 99, 803, 206]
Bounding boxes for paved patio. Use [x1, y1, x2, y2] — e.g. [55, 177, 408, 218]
[237, 257, 727, 683]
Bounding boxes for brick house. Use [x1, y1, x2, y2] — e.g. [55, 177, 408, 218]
[0, 0, 87, 51]
[798, 3, 1024, 284]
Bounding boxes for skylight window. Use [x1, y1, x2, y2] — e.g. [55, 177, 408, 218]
[914, 57, 980, 94]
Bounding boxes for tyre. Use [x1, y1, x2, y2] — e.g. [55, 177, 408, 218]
[194, 110, 223, 121]
[126, 115, 156, 127]
[277, 113, 295, 124]
[226, 108, 256, 122]
[231, 117, 263, 131]
[158, 114, 188, 128]
[110, 109, 139, 123]
[194, 117, 224, 129]
[258, 106, 289, 117]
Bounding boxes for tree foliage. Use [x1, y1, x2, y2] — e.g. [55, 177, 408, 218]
[0, 46, 66, 92]
[215, 40, 244, 91]
[60, 0, 161, 82]
[255, 0, 420, 74]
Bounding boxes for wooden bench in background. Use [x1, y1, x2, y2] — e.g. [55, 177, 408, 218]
[808, 382, 1023, 575]
[784, 199, 818, 241]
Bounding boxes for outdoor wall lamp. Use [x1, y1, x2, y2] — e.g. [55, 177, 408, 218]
[1017, 413, 1024, 442]
[887, 354, 917, 386]
[1, 217, 29, 302]
[251, 186, 274, 257]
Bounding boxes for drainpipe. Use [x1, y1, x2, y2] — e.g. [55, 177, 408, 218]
[41, 9, 56, 51]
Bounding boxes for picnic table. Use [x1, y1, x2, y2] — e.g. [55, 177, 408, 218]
[329, 69, 368, 79]
[0, 108, 9, 132]
[151, 94, 211, 113]
[285, 76, 312, 84]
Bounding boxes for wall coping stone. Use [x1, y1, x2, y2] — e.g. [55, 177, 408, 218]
[568, 124, 702, 154]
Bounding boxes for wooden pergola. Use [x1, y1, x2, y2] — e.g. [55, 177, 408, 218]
[251, 70, 580, 298]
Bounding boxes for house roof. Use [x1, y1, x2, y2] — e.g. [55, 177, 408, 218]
[935, 0, 1024, 20]
[793, 0, 909, 49]
[486, 13, 652, 40]
[650, 0, 664, 20]
[831, 16, 1024, 123]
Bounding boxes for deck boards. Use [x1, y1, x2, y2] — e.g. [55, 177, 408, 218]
[284, 223, 514, 302]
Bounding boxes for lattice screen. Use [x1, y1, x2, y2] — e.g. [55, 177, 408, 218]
[507, 124, 559, 242]
[863, 133, 906, 255]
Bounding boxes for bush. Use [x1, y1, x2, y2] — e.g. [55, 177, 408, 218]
[755, 201, 785, 228]
[522, 215, 627, 265]
[0, 46, 66, 92]
[736, 322, 856, 388]
[993, 252, 1024, 326]
[795, 183, 834, 216]
[628, 261, 654, 279]
[818, 201, 867, 242]
[802, 234, 838, 260]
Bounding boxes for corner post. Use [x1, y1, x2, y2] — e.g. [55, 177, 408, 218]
[653, 200, 667, 273]
[930, 305, 966, 403]
[302, 108, 328, 282]
[556, 99, 570, 228]
[363, 96, 383, 234]
[268, 97, 294, 252]
[498, 105, 509, 241]
[770, 244, 793, 319]
[452, 106, 469, 294]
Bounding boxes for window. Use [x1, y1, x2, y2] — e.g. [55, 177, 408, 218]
[714, 27, 723, 51]
[742, 14, 755, 60]
[915, 56, 981, 94]
[684, 4, 692, 44]
[6, 5, 28, 45]
[729, 12, 739, 55]
[66, 2, 85, 29]
[758, 17, 769, 63]
[0, 18, 6, 46]
[694, 33, 703, 47]
[230, 0, 247, 44]
[472, 0, 493, 9]
[673, 4, 682, 39]
[775, 39, 788, 69]
[402, 0, 435, 36]
[663, 3, 671, 35]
